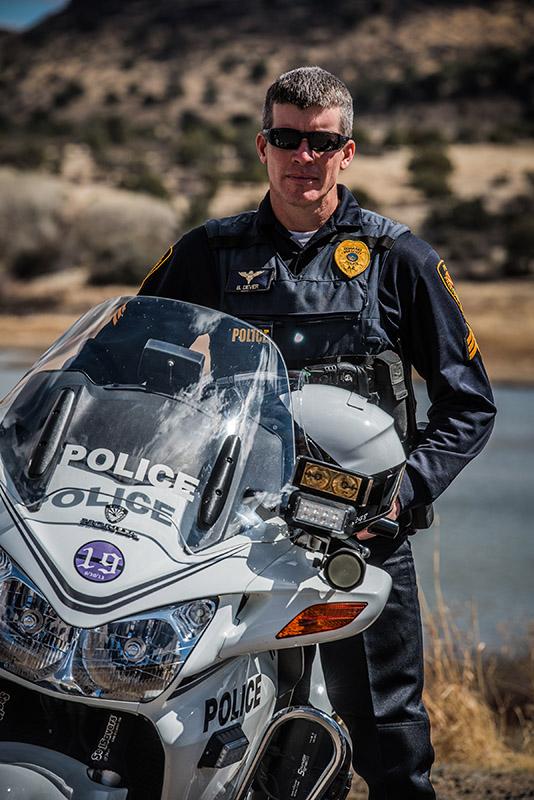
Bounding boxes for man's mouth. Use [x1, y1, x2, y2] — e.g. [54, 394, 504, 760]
[287, 174, 318, 183]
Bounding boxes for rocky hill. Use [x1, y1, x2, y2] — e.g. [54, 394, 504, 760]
[0, 0, 533, 284]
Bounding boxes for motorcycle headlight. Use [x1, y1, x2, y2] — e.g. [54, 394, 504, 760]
[73, 599, 217, 702]
[0, 548, 217, 702]
[0, 564, 77, 680]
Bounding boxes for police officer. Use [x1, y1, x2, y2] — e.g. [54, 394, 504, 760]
[139, 66, 496, 799]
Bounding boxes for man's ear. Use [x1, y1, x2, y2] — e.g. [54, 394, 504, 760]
[256, 132, 268, 164]
[340, 139, 356, 171]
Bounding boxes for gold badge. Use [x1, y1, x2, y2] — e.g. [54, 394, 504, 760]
[334, 240, 371, 279]
[437, 260, 479, 360]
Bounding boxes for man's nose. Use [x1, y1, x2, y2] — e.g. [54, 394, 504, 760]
[292, 137, 315, 163]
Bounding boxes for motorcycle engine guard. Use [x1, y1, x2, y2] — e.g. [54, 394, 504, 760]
[233, 706, 352, 800]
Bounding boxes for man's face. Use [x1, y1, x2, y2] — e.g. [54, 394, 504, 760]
[256, 103, 355, 215]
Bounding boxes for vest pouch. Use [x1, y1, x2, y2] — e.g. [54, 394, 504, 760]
[372, 350, 409, 443]
[244, 314, 366, 371]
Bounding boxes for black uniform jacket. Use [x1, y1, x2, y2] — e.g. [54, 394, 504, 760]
[138, 186, 496, 515]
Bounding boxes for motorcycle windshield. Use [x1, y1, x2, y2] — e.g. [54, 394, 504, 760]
[0, 297, 294, 553]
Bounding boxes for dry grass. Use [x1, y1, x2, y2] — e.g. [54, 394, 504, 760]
[422, 546, 534, 770]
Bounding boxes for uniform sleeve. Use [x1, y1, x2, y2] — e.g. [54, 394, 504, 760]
[137, 225, 219, 308]
[380, 233, 497, 512]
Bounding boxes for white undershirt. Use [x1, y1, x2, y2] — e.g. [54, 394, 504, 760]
[289, 229, 319, 248]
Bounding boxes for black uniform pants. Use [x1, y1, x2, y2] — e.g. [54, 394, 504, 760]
[320, 537, 435, 799]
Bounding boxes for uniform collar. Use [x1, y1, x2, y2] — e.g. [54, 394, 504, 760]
[256, 185, 362, 240]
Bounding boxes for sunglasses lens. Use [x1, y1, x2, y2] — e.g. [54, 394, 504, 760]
[308, 132, 341, 152]
[266, 129, 345, 152]
[268, 129, 302, 149]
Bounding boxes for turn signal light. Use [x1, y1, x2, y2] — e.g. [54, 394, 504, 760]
[276, 602, 367, 639]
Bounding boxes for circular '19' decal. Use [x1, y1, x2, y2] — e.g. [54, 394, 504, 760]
[74, 541, 125, 583]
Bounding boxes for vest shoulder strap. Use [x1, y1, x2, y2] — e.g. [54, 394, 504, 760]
[204, 211, 263, 249]
[359, 208, 410, 248]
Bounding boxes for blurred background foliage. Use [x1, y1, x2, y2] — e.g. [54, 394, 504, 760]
[0, 0, 533, 287]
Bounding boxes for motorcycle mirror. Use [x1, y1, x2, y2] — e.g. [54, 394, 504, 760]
[138, 338, 205, 394]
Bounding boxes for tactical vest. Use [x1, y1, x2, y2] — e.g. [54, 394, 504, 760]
[205, 207, 409, 367]
[205, 207, 416, 445]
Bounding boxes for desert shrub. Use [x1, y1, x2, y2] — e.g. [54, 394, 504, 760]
[175, 115, 226, 168]
[426, 197, 493, 235]
[503, 217, 534, 277]
[0, 169, 179, 285]
[383, 127, 446, 149]
[220, 54, 241, 72]
[72, 187, 179, 285]
[249, 60, 267, 82]
[104, 91, 119, 106]
[229, 113, 254, 128]
[350, 186, 379, 212]
[119, 165, 169, 199]
[11, 244, 62, 280]
[53, 79, 84, 109]
[409, 145, 453, 198]
[79, 115, 129, 154]
[165, 77, 184, 100]
[202, 79, 218, 106]
[105, 115, 128, 145]
[0, 169, 67, 276]
[0, 141, 46, 170]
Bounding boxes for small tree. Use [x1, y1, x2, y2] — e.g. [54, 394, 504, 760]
[408, 145, 453, 198]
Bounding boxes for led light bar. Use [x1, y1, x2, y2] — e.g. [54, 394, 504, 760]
[292, 495, 351, 535]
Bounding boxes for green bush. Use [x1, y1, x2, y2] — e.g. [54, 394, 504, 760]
[503, 218, 534, 277]
[202, 79, 218, 106]
[0, 141, 46, 170]
[119, 166, 169, 200]
[351, 186, 379, 212]
[53, 79, 84, 109]
[249, 60, 268, 82]
[409, 145, 453, 198]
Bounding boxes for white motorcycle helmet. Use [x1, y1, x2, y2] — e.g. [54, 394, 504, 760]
[290, 381, 406, 532]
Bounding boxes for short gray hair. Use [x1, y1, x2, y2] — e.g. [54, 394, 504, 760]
[262, 66, 353, 137]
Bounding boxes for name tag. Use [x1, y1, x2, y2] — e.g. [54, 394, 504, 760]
[225, 268, 274, 293]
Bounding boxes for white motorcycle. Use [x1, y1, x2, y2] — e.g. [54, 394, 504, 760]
[0, 296, 405, 799]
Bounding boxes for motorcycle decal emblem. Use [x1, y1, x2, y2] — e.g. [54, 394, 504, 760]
[111, 303, 127, 326]
[204, 675, 262, 732]
[334, 240, 371, 279]
[105, 504, 128, 524]
[437, 260, 479, 360]
[226, 268, 274, 293]
[74, 541, 125, 583]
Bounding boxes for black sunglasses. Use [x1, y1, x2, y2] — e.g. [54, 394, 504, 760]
[262, 127, 351, 153]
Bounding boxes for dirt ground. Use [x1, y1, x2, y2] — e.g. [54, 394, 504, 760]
[347, 764, 534, 799]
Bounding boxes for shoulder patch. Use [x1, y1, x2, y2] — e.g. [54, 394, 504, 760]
[437, 260, 479, 360]
[139, 244, 174, 290]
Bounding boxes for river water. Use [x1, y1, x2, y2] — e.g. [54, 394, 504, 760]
[0, 351, 532, 650]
